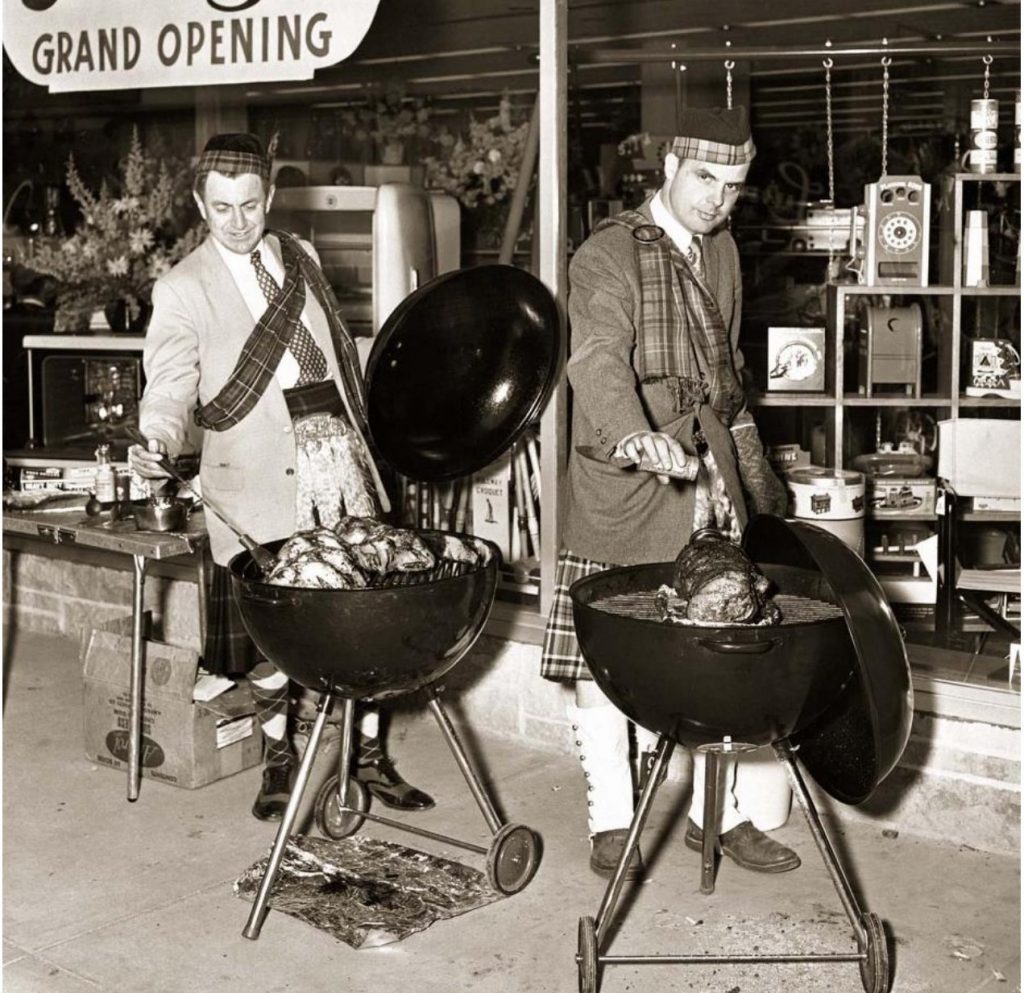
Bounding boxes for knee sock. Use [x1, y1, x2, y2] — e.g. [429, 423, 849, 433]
[356, 707, 383, 764]
[247, 660, 292, 767]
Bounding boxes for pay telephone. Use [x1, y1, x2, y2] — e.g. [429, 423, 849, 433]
[849, 176, 931, 287]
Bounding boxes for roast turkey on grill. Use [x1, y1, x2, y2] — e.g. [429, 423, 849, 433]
[657, 528, 781, 625]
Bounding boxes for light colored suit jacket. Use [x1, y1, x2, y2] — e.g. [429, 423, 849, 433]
[140, 234, 385, 565]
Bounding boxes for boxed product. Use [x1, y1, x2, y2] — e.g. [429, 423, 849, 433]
[82, 614, 261, 789]
[938, 419, 1021, 497]
[471, 451, 513, 562]
[866, 477, 937, 518]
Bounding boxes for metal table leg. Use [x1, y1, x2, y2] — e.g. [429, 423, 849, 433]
[127, 553, 148, 802]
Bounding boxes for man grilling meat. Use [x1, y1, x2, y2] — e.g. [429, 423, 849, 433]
[129, 132, 433, 821]
[541, 107, 798, 879]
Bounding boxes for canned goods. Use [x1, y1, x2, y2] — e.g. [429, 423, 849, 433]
[967, 98, 999, 174]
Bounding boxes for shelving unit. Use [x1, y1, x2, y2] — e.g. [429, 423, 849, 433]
[750, 173, 1020, 620]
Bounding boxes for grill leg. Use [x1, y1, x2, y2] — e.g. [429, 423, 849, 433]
[594, 733, 674, 949]
[773, 740, 868, 947]
[699, 747, 723, 895]
[243, 691, 335, 940]
[426, 686, 502, 834]
[126, 554, 148, 802]
[335, 696, 356, 791]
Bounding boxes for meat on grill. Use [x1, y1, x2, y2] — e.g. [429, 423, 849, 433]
[265, 517, 489, 590]
[665, 529, 781, 625]
[267, 529, 368, 589]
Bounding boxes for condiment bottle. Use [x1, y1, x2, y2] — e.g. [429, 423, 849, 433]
[94, 444, 116, 504]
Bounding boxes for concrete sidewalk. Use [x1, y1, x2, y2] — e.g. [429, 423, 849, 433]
[3, 629, 1020, 993]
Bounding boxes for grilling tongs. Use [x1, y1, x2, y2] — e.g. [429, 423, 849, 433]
[126, 427, 277, 574]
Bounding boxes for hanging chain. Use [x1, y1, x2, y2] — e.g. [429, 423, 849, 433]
[880, 54, 891, 177]
[823, 56, 838, 281]
[982, 53, 993, 99]
[724, 59, 735, 109]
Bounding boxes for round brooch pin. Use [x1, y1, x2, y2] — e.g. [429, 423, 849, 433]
[631, 224, 665, 243]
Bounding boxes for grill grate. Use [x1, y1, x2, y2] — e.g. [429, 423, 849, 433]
[591, 590, 843, 625]
[374, 558, 480, 588]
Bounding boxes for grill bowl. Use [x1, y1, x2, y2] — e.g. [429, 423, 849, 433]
[571, 561, 855, 748]
[228, 532, 499, 700]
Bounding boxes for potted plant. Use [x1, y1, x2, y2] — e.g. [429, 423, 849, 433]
[29, 127, 203, 333]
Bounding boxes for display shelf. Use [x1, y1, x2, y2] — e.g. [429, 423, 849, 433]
[839, 395, 953, 407]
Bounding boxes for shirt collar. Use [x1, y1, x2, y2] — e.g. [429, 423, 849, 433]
[210, 232, 268, 271]
[651, 191, 697, 254]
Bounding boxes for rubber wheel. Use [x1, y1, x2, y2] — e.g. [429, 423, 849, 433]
[485, 823, 541, 895]
[859, 911, 890, 993]
[314, 774, 369, 840]
[577, 915, 598, 993]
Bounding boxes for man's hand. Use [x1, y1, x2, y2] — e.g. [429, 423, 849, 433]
[617, 431, 694, 485]
[128, 438, 171, 480]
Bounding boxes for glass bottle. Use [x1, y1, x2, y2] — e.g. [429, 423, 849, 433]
[94, 444, 116, 504]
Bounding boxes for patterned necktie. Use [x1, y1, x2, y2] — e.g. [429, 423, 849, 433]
[250, 248, 328, 384]
[686, 236, 704, 278]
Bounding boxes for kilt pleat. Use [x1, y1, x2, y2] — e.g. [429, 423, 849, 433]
[540, 549, 616, 682]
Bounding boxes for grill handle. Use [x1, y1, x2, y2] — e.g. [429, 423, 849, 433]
[241, 589, 299, 607]
[696, 637, 781, 655]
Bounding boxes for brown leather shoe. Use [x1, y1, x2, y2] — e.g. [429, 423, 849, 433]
[684, 819, 800, 873]
[251, 763, 293, 822]
[590, 829, 645, 879]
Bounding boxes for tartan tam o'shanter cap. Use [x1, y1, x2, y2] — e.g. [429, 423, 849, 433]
[671, 106, 756, 165]
[195, 132, 276, 186]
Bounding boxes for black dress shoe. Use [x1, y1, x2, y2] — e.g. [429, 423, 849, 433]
[251, 763, 293, 822]
[684, 819, 801, 873]
[355, 756, 435, 811]
[590, 829, 644, 880]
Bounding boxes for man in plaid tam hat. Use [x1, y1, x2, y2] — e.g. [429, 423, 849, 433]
[130, 131, 435, 822]
[541, 108, 795, 881]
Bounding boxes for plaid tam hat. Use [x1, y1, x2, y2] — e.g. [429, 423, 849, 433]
[195, 132, 272, 186]
[671, 107, 756, 165]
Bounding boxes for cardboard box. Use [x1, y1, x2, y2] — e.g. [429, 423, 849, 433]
[938, 419, 1021, 498]
[867, 477, 937, 518]
[471, 451, 513, 563]
[82, 615, 261, 789]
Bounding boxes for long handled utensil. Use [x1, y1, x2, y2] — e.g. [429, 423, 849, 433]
[125, 428, 277, 574]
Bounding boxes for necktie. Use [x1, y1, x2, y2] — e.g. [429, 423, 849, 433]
[686, 237, 704, 278]
[251, 248, 328, 384]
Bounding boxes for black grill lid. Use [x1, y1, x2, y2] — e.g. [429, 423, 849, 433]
[743, 514, 914, 804]
[365, 265, 561, 483]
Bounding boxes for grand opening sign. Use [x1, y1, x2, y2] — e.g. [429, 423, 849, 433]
[3, 0, 382, 93]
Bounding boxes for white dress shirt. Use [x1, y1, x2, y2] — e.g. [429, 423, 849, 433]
[211, 234, 310, 388]
[651, 190, 699, 257]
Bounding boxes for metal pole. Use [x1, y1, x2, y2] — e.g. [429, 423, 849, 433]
[594, 733, 675, 947]
[127, 554, 147, 802]
[498, 94, 540, 266]
[581, 42, 1019, 63]
[243, 695, 335, 940]
[774, 740, 867, 946]
[426, 688, 503, 834]
[699, 747, 721, 895]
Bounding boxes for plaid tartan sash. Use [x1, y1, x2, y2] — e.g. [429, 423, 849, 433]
[195, 231, 357, 432]
[594, 209, 745, 425]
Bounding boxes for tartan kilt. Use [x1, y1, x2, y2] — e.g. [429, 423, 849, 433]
[202, 563, 262, 676]
[540, 549, 617, 682]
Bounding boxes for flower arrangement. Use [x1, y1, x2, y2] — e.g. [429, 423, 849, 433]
[29, 127, 204, 331]
[336, 81, 434, 163]
[422, 96, 531, 209]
